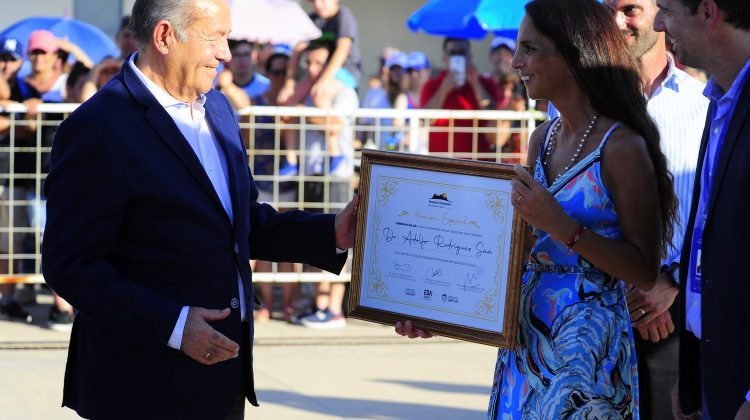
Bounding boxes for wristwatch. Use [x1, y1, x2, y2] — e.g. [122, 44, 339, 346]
[660, 263, 679, 287]
[668, 264, 680, 287]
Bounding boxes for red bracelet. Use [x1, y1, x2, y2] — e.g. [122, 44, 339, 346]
[565, 224, 588, 249]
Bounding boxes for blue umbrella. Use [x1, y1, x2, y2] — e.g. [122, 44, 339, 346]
[407, 0, 530, 40]
[0, 16, 119, 64]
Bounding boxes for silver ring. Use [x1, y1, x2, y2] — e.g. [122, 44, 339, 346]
[204, 352, 211, 359]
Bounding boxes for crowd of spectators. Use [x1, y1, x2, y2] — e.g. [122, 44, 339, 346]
[0, 16, 138, 330]
[0, 1, 706, 331]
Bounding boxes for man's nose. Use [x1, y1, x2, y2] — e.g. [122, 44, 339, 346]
[614, 12, 628, 30]
[218, 39, 232, 63]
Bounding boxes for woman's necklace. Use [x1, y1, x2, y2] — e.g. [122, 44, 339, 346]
[543, 114, 599, 184]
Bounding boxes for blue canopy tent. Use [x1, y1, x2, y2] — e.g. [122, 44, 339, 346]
[407, 0, 530, 40]
[0, 17, 119, 64]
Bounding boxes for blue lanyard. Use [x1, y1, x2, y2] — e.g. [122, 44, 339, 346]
[688, 68, 750, 294]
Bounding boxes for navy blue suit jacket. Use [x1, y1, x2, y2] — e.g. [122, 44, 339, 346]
[42, 62, 346, 419]
[678, 73, 750, 417]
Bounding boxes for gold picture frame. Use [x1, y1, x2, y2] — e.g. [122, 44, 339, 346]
[349, 150, 528, 348]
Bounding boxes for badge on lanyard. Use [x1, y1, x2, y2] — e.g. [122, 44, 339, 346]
[689, 217, 704, 294]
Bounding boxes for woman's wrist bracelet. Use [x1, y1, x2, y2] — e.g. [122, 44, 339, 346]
[565, 224, 588, 249]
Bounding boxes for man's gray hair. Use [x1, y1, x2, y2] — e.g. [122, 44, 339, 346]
[128, 0, 193, 51]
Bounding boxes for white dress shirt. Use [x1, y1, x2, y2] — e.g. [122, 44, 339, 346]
[127, 55, 247, 350]
[646, 54, 709, 270]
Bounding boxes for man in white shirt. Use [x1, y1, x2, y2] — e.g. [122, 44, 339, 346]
[41, 0, 358, 419]
[604, 1, 708, 418]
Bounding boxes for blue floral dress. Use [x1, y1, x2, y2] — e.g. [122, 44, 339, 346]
[487, 119, 639, 419]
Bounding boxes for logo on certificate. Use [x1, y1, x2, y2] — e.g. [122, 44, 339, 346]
[423, 289, 433, 301]
[428, 193, 452, 208]
[405, 288, 416, 296]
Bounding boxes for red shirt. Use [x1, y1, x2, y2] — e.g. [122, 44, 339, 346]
[420, 71, 502, 154]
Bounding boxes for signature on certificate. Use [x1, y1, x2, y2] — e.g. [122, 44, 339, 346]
[459, 273, 483, 292]
[392, 261, 413, 271]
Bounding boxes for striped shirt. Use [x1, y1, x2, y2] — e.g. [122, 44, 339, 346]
[646, 55, 708, 270]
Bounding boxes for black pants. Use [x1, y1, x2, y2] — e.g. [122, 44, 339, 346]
[633, 304, 679, 420]
[224, 322, 251, 420]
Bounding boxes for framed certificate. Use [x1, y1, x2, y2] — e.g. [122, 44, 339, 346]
[349, 150, 528, 348]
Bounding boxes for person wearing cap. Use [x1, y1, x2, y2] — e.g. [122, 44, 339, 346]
[488, 37, 524, 111]
[489, 37, 516, 84]
[14, 30, 79, 331]
[0, 36, 35, 324]
[420, 37, 502, 156]
[361, 51, 410, 150]
[0, 37, 24, 101]
[405, 51, 430, 108]
[22, 30, 66, 103]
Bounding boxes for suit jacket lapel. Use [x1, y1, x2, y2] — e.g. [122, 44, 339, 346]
[707, 80, 750, 221]
[204, 94, 243, 228]
[121, 63, 229, 222]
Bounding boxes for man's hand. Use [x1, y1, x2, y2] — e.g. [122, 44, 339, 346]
[277, 79, 297, 105]
[23, 98, 43, 117]
[334, 194, 359, 250]
[635, 310, 675, 343]
[181, 307, 239, 365]
[216, 69, 234, 91]
[628, 271, 678, 328]
[395, 320, 433, 339]
[671, 381, 702, 420]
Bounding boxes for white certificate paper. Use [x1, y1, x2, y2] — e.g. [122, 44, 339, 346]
[359, 163, 515, 334]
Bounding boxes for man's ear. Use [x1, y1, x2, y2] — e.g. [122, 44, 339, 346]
[701, 0, 722, 31]
[152, 20, 174, 55]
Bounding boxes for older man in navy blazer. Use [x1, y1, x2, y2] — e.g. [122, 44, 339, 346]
[41, 0, 357, 419]
[654, 0, 750, 419]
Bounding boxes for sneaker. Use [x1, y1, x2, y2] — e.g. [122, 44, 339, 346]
[300, 309, 346, 329]
[278, 163, 299, 177]
[0, 301, 33, 324]
[329, 155, 345, 175]
[47, 306, 74, 332]
[288, 308, 316, 326]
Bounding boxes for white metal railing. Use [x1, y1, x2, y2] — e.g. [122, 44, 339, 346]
[0, 103, 541, 284]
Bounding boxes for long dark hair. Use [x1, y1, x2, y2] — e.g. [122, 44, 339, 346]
[526, 0, 677, 257]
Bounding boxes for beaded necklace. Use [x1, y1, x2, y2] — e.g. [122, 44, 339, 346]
[543, 114, 599, 184]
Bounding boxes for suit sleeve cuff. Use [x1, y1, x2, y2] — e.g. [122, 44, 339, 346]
[167, 306, 189, 350]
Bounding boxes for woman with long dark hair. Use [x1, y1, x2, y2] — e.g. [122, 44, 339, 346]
[492, 0, 676, 417]
[398, 0, 677, 417]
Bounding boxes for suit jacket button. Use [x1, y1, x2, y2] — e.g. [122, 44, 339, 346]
[231, 298, 239, 309]
[234, 243, 239, 254]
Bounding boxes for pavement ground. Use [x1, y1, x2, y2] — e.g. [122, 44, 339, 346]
[0, 292, 499, 419]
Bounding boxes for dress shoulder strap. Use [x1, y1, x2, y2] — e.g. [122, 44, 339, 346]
[596, 121, 624, 153]
[537, 117, 560, 165]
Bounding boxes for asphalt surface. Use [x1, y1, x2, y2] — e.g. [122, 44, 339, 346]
[0, 293, 498, 419]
